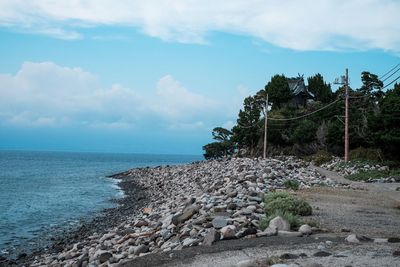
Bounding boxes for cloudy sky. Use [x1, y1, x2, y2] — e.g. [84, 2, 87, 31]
[0, 0, 399, 154]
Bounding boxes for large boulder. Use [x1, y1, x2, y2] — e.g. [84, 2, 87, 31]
[268, 216, 290, 231]
[172, 205, 199, 225]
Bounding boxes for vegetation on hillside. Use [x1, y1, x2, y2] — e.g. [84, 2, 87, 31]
[203, 71, 400, 162]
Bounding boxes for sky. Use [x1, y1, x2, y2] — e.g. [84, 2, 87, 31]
[0, 0, 399, 155]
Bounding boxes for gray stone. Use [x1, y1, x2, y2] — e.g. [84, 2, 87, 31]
[345, 234, 359, 243]
[277, 230, 302, 237]
[220, 225, 236, 239]
[313, 251, 332, 257]
[172, 205, 199, 225]
[182, 238, 199, 247]
[269, 216, 290, 231]
[257, 226, 278, 237]
[212, 216, 229, 229]
[97, 251, 112, 263]
[203, 228, 220, 246]
[299, 224, 312, 235]
[134, 244, 149, 255]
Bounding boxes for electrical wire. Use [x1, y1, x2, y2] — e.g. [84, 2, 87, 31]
[382, 75, 400, 90]
[379, 63, 400, 80]
[267, 99, 341, 121]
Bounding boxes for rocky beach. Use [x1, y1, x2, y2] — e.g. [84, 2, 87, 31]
[4, 156, 400, 267]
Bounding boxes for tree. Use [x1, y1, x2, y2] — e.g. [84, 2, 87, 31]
[232, 96, 262, 156]
[375, 83, 400, 159]
[291, 120, 318, 144]
[307, 74, 333, 103]
[360, 71, 383, 100]
[265, 74, 292, 109]
[203, 127, 234, 159]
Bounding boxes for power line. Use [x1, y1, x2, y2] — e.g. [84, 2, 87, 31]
[381, 65, 400, 82]
[380, 63, 400, 79]
[382, 74, 400, 90]
[267, 99, 341, 121]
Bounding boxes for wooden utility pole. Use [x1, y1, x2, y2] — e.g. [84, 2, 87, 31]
[344, 68, 349, 162]
[334, 69, 349, 162]
[263, 94, 268, 159]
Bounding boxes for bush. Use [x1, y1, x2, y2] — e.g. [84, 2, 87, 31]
[259, 217, 269, 231]
[312, 150, 332, 166]
[283, 179, 300, 190]
[345, 169, 400, 182]
[263, 192, 312, 216]
[349, 147, 383, 162]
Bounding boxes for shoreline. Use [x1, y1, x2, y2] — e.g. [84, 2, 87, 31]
[2, 168, 149, 266]
[23, 157, 339, 266]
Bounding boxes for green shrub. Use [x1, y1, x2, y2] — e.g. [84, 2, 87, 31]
[345, 169, 400, 181]
[312, 150, 332, 166]
[259, 217, 269, 231]
[349, 147, 383, 162]
[283, 179, 300, 190]
[263, 192, 312, 216]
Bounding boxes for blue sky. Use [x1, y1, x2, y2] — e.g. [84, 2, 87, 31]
[0, 1, 399, 155]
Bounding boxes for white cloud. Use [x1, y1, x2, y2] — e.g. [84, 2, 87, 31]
[0, 1, 399, 52]
[0, 62, 225, 129]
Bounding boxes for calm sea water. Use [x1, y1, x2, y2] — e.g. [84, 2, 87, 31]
[0, 150, 202, 255]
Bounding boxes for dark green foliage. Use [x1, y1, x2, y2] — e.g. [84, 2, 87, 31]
[307, 74, 334, 103]
[349, 147, 383, 162]
[264, 192, 312, 216]
[203, 71, 400, 163]
[291, 120, 318, 144]
[283, 179, 300, 190]
[232, 96, 263, 156]
[312, 150, 332, 166]
[265, 74, 292, 109]
[375, 84, 400, 160]
[203, 127, 234, 159]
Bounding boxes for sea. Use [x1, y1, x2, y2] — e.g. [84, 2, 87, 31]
[0, 150, 202, 257]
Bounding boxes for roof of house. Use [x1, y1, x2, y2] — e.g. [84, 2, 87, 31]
[288, 77, 314, 98]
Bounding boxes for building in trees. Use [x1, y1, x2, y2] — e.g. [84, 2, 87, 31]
[287, 76, 315, 107]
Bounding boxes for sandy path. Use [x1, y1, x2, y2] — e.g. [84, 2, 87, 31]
[298, 166, 400, 237]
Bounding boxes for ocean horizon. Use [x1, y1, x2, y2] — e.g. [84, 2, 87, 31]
[0, 150, 203, 256]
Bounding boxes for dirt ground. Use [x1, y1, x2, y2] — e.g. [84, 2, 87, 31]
[299, 166, 400, 237]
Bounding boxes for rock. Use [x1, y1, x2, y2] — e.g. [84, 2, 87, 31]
[134, 220, 148, 227]
[203, 228, 220, 246]
[172, 205, 199, 225]
[393, 250, 400, 257]
[269, 216, 290, 231]
[182, 238, 199, 247]
[96, 251, 112, 263]
[242, 227, 257, 237]
[388, 237, 400, 243]
[212, 216, 229, 229]
[134, 244, 149, 255]
[128, 246, 136, 255]
[220, 225, 236, 239]
[277, 230, 302, 237]
[313, 251, 332, 257]
[345, 234, 359, 243]
[299, 224, 312, 235]
[257, 226, 277, 237]
[280, 253, 299, 259]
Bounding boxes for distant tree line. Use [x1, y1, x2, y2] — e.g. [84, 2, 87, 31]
[203, 72, 400, 161]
